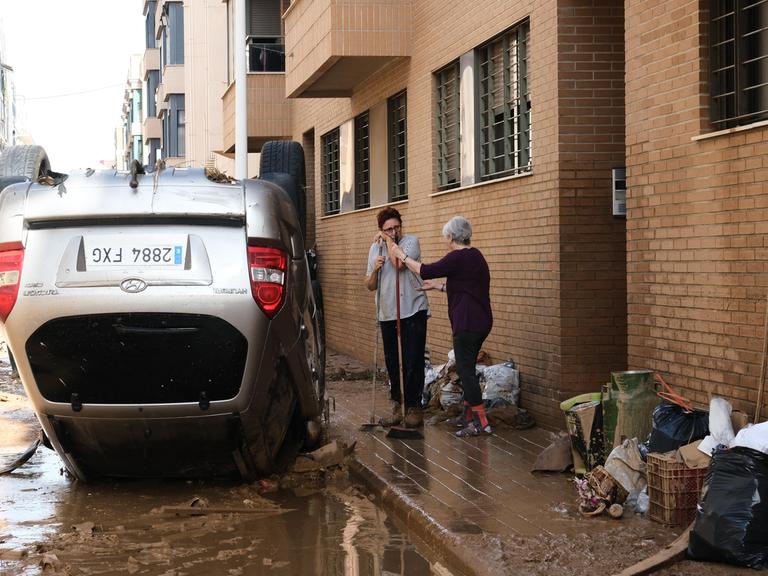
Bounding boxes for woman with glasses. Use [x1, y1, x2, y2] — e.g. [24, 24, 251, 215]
[365, 207, 429, 427]
[384, 216, 493, 437]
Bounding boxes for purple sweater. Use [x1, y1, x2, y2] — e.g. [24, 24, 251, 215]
[420, 247, 492, 335]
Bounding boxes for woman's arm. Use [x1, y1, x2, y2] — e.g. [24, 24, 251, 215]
[384, 235, 422, 275]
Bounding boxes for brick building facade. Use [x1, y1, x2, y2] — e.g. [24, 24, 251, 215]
[284, 0, 628, 428]
[625, 0, 768, 417]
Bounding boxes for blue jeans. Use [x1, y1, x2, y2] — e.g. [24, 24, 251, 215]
[380, 310, 428, 408]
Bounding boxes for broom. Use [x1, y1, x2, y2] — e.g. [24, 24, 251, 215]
[386, 255, 423, 440]
[361, 241, 384, 430]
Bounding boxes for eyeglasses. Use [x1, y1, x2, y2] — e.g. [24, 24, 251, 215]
[382, 225, 401, 234]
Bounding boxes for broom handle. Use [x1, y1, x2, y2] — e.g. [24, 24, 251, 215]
[370, 241, 383, 422]
[396, 261, 407, 424]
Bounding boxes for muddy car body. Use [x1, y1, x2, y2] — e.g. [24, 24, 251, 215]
[0, 144, 325, 481]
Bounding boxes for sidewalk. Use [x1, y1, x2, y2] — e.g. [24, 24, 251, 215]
[326, 351, 744, 576]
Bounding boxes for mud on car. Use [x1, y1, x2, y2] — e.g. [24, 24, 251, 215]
[0, 142, 326, 481]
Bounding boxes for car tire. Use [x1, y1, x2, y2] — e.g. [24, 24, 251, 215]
[259, 141, 306, 238]
[0, 144, 50, 179]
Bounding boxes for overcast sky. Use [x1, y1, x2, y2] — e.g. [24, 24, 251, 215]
[1, 1, 145, 172]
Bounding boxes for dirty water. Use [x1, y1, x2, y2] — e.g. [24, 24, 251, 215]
[0, 359, 443, 576]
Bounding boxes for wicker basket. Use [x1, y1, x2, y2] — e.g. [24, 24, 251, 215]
[647, 451, 708, 527]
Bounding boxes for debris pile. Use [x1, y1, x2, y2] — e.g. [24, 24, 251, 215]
[421, 349, 534, 430]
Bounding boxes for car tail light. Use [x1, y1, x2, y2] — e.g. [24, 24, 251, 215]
[0, 247, 24, 322]
[247, 245, 287, 318]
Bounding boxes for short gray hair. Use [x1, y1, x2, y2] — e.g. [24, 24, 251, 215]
[442, 216, 472, 245]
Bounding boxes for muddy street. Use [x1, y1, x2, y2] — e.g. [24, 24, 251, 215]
[0, 357, 441, 576]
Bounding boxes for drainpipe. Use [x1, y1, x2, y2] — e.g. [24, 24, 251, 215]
[235, 0, 247, 179]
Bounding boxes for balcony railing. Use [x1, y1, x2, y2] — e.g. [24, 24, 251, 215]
[247, 36, 285, 73]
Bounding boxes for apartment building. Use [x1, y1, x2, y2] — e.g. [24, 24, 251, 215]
[130, 0, 768, 427]
[280, 0, 627, 428]
[625, 0, 768, 418]
[118, 54, 144, 170]
[0, 38, 15, 150]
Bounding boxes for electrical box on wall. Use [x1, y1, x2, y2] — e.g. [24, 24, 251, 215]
[612, 168, 626, 217]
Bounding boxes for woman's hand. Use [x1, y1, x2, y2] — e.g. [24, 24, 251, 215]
[418, 279, 443, 292]
[373, 254, 385, 271]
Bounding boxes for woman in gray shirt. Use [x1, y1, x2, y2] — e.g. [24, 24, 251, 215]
[366, 207, 429, 427]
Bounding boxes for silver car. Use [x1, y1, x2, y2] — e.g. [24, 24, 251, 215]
[0, 143, 325, 481]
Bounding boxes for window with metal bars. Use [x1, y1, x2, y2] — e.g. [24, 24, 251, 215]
[388, 91, 408, 201]
[321, 128, 340, 215]
[478, 21, 531, 181]
[436, 62, 461, 190]
[710, 0, 768, 128]
[354, 112, 371, 209]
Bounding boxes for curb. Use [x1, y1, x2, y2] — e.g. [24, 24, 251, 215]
[348, 456, 503, 576]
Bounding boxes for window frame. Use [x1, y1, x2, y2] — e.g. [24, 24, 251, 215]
[435, 61, 461, 190]
[477, 20, 531, 182]
[710, 0, 768, 128]
[321, 128, 341, 216]
[387, 91, 408, 202]
[354, 111, 371, 210]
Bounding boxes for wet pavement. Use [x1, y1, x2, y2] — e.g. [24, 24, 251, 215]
[0, 349, 757, 576]
[326, 352, 752, 576]
[0, 356, 444, 576]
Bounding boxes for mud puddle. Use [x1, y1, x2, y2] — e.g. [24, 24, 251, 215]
[0, 444, 442, 575]
[0, 355, 443, 576]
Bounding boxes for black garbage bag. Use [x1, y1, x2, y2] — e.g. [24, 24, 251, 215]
[687, 446, 768, 569]
[647, 403, 709, 453]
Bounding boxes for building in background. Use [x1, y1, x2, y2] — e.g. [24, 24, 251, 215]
[123, 0, 768, 428]
[118, 54, 144, 170]
[0, 31, 16, 150]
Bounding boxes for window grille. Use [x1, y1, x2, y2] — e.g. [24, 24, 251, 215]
[478, 20, 531, 181]
[710, 0, 768, 127]
[388, 91, 408, 201]
[354, 112, 370, 209]
[321, 128, 340, 215]
[436, 61, 461, 189]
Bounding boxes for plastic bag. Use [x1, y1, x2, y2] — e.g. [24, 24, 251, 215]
[604, 438, 647, 500]
[481, 362, 520, 405]
[698, 396, 736, 455]
[647, 403, 709, 453]
[439, 382, 463, 409]
[688, 447, 768, 569]
[733, 421, 768, 454]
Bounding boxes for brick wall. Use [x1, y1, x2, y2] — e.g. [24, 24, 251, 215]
[625, 0, 768, 416]
[557, 0, 627, 399]
[287, 0, 628, 428]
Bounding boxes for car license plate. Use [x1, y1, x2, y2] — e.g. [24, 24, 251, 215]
[84, 236, 186, 268]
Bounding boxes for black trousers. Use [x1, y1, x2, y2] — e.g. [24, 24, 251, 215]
[453, 330, 490, 406]
[380, 310, 428, 408]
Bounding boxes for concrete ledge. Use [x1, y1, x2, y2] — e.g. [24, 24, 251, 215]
[348, 456, 503, 576]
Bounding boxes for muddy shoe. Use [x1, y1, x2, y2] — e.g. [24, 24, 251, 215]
[404, 407, 423, 428]
[445, 406, 472, 428]
[455, 423, 492, 437]
[379, 402, 402, 427]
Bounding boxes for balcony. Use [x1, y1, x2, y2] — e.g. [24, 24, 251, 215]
[284, 0, 411, 98]
[157, 64, 185, 104]
[143, 117, 162, 140]
[143, 48, 160, 76]
[221, 73, 292, 153]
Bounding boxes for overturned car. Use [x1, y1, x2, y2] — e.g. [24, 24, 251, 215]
[0, 142, 325, 481]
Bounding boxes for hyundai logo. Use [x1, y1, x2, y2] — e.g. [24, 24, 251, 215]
[120, 278, 148, 293]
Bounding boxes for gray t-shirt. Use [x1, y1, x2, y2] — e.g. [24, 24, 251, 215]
[366, 234, 430, 322]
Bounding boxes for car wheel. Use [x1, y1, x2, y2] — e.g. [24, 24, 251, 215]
[259, 141, 306, 238]
[0, 144, 50, 179]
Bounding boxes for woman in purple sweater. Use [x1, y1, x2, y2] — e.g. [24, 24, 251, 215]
[384, 216, 493, 436]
